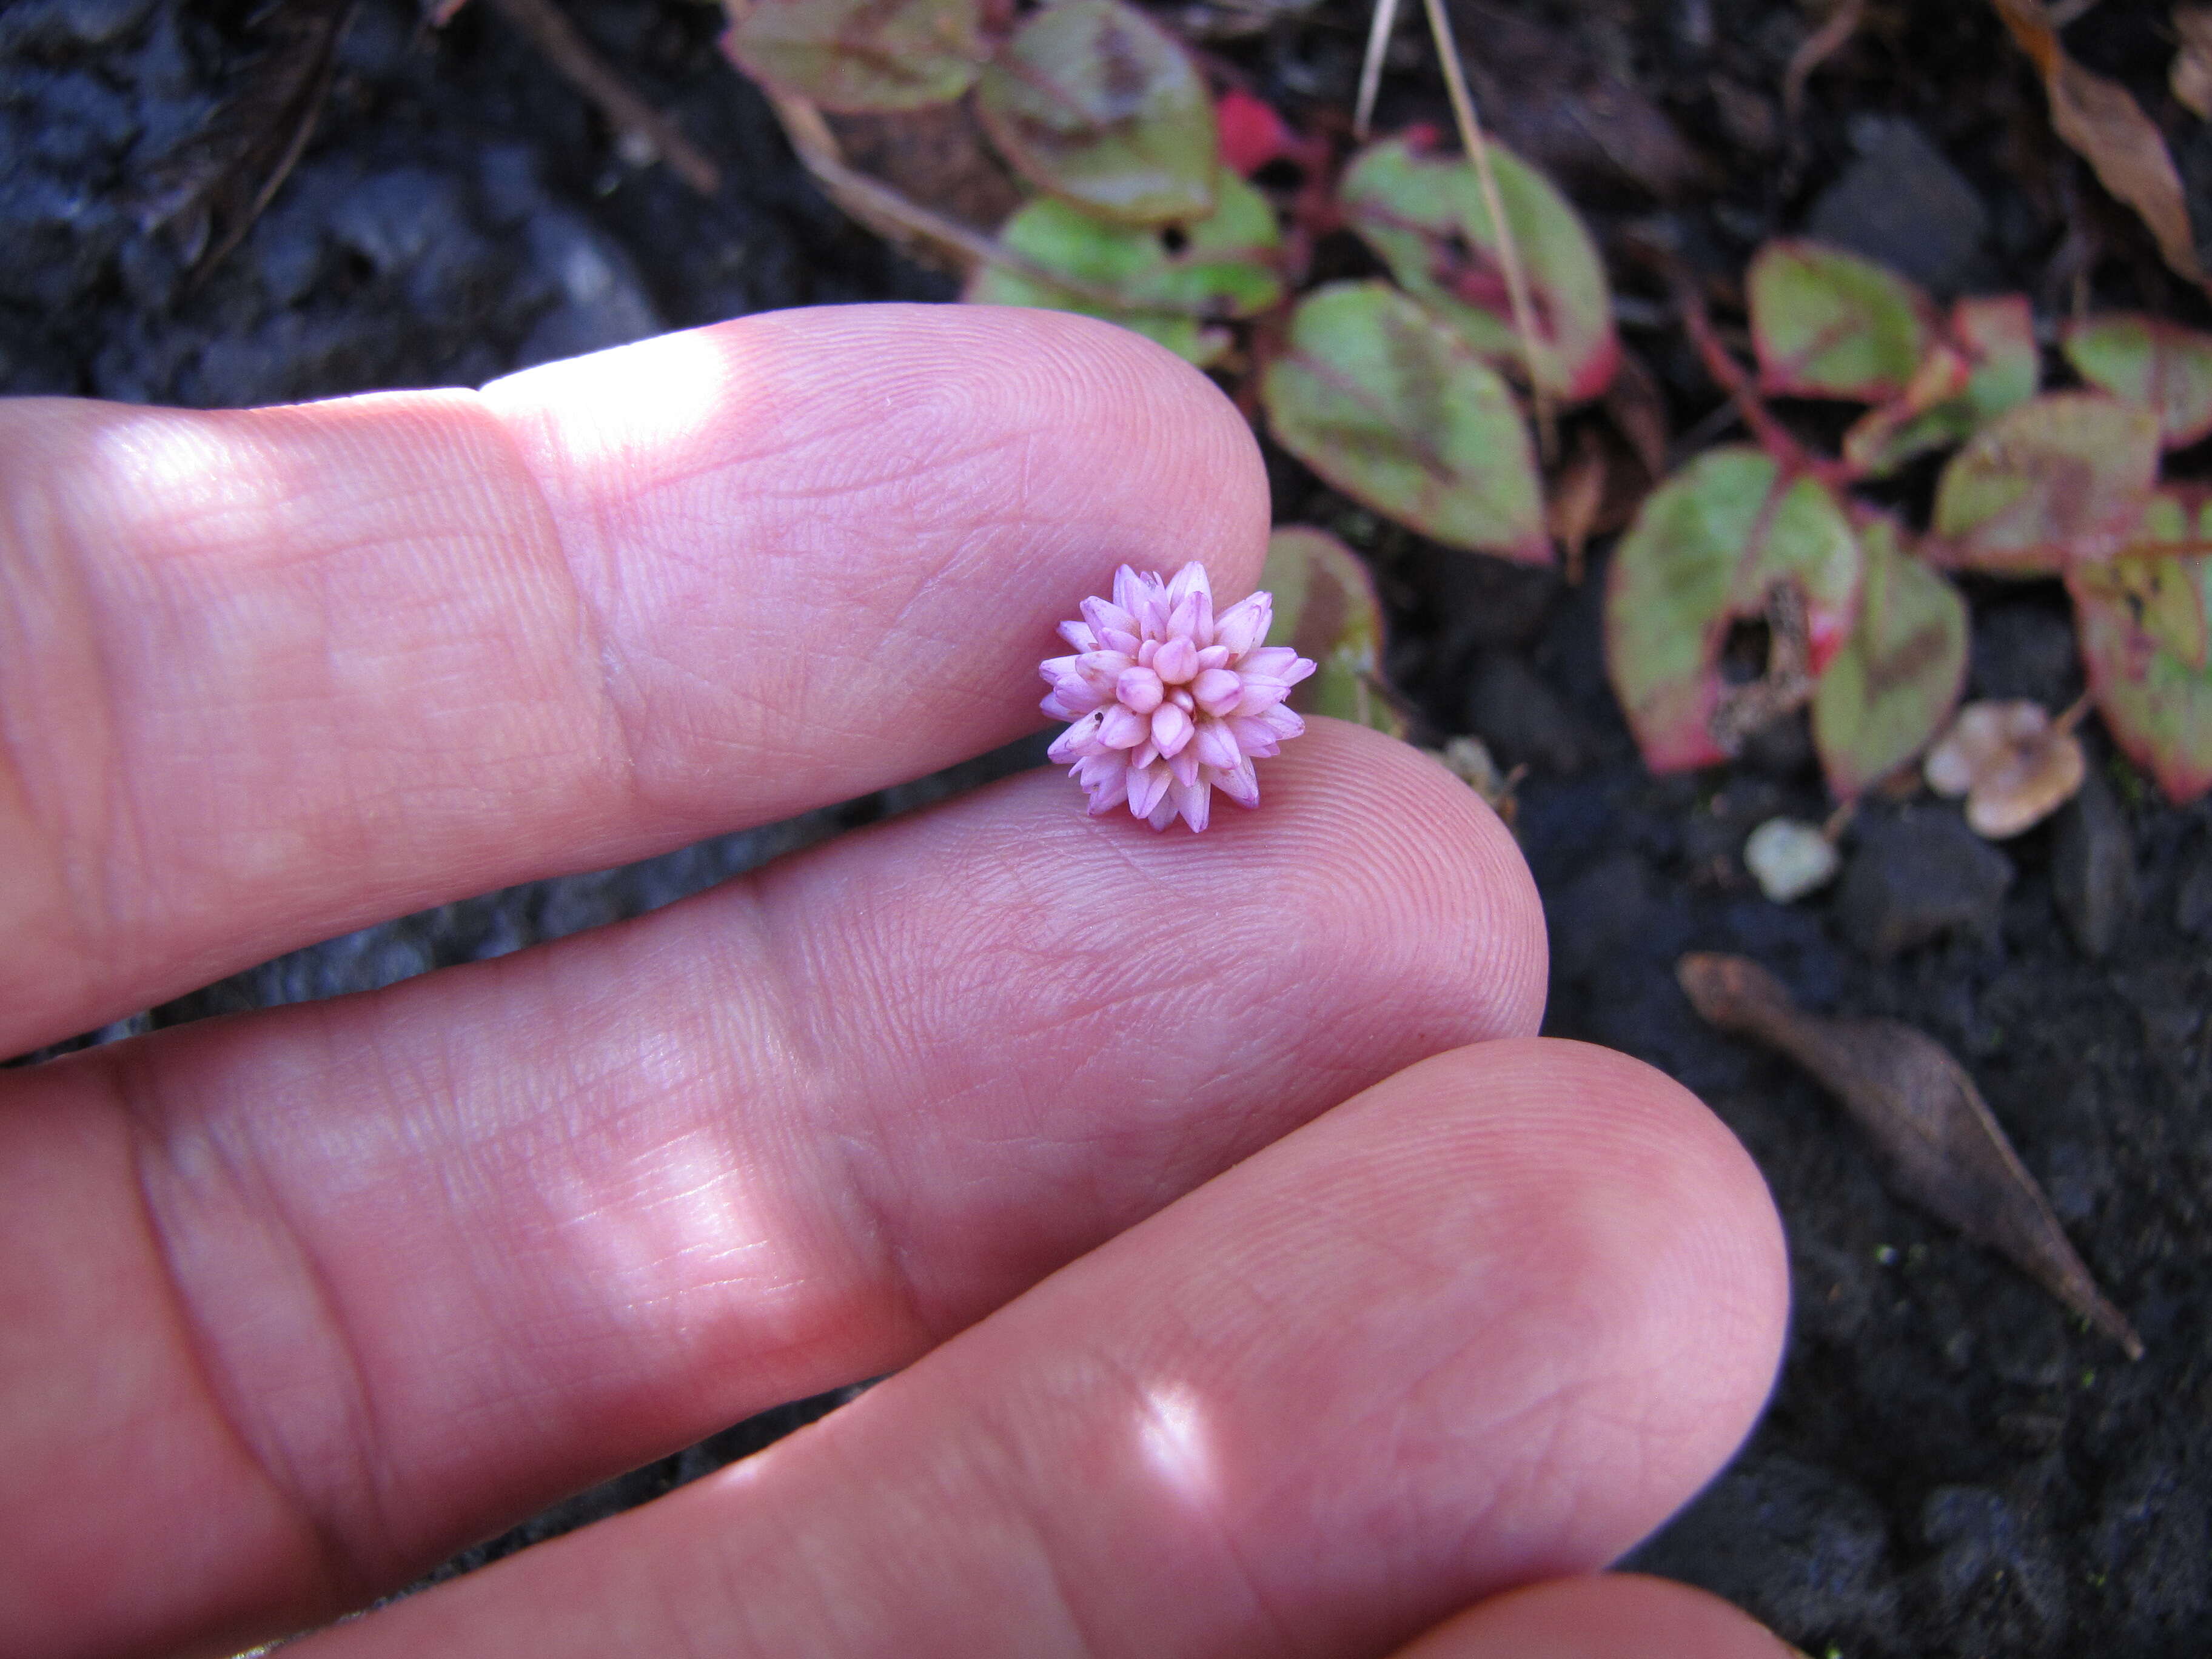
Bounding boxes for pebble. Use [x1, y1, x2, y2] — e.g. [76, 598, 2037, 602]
[2052, 768, 2136, 958]
[1465, 652, 1591, 774]
[1837, 808, 2014, 959]
[1743, 816, 1840, 902]
[1806, 116, 1988, 293]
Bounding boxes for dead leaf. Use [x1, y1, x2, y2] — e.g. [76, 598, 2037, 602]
[1990, 0, 2204, 287]
[1677, 953, 2143, 1359]
[826, 100, 1024, 247]
[1923, 699, 2088, 837]
[1547, 427, 1608, 585]
[2173, 4, 2212, 119]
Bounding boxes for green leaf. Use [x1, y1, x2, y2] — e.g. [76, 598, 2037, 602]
[974, 0, 1215, 224]
[1748, 241, 1932, 403]
[1929, 392, 2162, 574]
[1337, 136, 1618, 401]
[964, 170, 1280, 366]
[1259, 526, 1406, 737]
[2063, 312, 2212, 448]
[2070, 494, 2212, 803]
[1812, 515, 1969, 797]
[724, 0, 985, 112]
[1259, 281, 1547, 563]
[1842, 294, 2039, 475]
[1604, 447, 1862, 773]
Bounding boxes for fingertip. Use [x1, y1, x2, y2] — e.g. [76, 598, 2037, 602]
[1391, 1574, 1801, 1659]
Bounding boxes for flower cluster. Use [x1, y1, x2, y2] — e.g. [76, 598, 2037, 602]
[1041, 563, 1315, 831]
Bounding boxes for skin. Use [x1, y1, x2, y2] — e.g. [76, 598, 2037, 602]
[0, 306, 1792, 1659]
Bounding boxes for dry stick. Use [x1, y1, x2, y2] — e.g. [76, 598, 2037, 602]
[1418, 0, 1556, 462]
[1353, 0, 1402, 140]
[480, 0, 720, 195]
[1781, 0, 1865, 129]
[765, 94, 1222, 318]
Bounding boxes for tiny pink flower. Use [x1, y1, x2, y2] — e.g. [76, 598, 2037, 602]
[1042, 562, 1316, 831]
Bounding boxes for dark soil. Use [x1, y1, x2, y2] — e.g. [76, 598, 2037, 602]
[7, 0, 2209, 1654]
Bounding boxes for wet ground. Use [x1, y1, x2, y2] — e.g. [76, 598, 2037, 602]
[5, 0, 2208, 1652]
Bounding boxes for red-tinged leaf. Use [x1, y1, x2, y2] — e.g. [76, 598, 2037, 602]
[725, 0, 986, 112]
[2070, 489, 2212, 803]
[2062, 312, 2212, 448]
[1259, 527, 1406, 737]
[1677, 953, 2143, 1359]
[1991, 0, 2204, 287]
[1259, 281, 1549, 563]
[974, 0, 1216, 225]
[1843, 293, 2039, 475]
[1929, 392, 2161, 574]
[964, 169, 1281, 367]
[1748, 240, 1934, 403]
[1338, 135, 1619, 402]
[1812, 515, 1969, 799]
[1215, 87, 1290, 176]
[1605, 447, 1862, 773]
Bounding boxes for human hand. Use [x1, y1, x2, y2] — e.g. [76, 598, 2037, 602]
[0, 307, 1790, 1659]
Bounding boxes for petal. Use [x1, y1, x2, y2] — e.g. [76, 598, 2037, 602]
[1215, 592, 1272, 655]
[1113, 565, 1147, 614]
[1167, 745, 1201, 788]
[1131, 739, 1160, 770]
[1041, 654, 1081, 683]
[1191, 668, 1242, 716]
[1232, 679, 1289, 717]
[1047, 711, 1105, 764]
[1057, 618, 1099, 652]
[1100, 627, 1143, 656]
[1082, 596, 1137, 640]
[1193, 717, 1241, 771]
[1083, 766, 1130, 814]
[1100, 705, 1150, 748]
[1153, 635, 1199, 685]
[1146, 796, 1180, 831]
[1238, 645, 1300, 680]
[1215, 755, 1261, 806]
[1127, 761, 1172, 820]
[1117, 666, 1165, 714]
[1151, 700, 1195, 757]
[1194, 645, 1230, 672]
[1165, 561, 1211, 609]
[1229, 716, 1281, 757]
[1258, 703, 1306, 740]
[1173, 776, 1212, 833]
[1167, 594, 1201, 642]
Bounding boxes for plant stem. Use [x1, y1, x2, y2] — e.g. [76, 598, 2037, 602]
[1418, 0, 1557, 462]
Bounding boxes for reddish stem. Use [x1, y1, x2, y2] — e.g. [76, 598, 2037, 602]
[1675, 283, 1857, 492]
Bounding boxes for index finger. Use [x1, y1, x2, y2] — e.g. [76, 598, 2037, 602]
[0, 306, 1268, 1054]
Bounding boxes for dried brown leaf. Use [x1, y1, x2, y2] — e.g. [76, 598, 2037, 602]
[1991, 0, 2204, 286]
[2173, 4, 2212, 119]
[1923, 699, 2087, 838]
[1677, 953, 2143, 1359]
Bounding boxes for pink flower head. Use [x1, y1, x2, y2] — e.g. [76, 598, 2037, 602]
[1041, 562, 1316, 831]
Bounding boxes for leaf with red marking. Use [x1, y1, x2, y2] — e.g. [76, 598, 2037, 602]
[1260, 281, 1547, 563]
[725, 0, 986, 112]
[2063, 313, 2212, 449]
[1844, 294, 2039, 475]
[974, 0, 1216, 224]
[1259, 527, 1406, 737]
[1749, 241, 1933, 403]
[965, 169, 1281, 366]
[1812, 515, 1969, 798]
[1338, 135, 1619, 402]
[1929, 392, 2160, 574]
[2070, 489, 2212, 803]
[1604, 448, 1862, 772]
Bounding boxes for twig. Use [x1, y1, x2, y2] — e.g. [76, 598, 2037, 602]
[1674, 280, 1852, 488]
[1353, 0, 1402, 140]
[765, 93, 1224, 318]
[1781, 0, 1865, 128]
[480, 0, 720, 195]
[1419, 0, 1557, 462]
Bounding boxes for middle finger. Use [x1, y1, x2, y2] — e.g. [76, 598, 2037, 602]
[12, 719, 1543, 1649]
